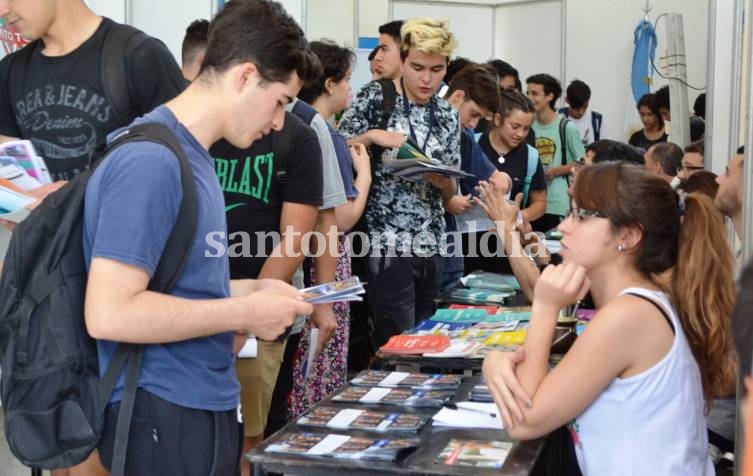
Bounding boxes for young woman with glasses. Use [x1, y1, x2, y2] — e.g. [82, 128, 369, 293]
[482, 162, 735, 475]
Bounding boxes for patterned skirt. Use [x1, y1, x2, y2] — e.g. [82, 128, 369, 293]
[289, 236, 351, 419]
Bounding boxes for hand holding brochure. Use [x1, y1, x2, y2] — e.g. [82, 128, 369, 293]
[383, 137, 472, 181]
[300, 276, 365, 304]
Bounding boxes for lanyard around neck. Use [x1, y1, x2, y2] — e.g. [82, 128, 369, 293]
[400, 78, 436, 153]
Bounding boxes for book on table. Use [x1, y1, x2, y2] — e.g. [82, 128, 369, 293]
[296, 406, 428, 433]
[448, 287, 516, 305]
[436, 438, 513, 469]
[378, 334, 450, 355]
[447, 303, 500, 314]
[331, 386, 455, 407]
[265, 432, 420, 462]
[461, 270, 521, 292]
[349, 370, 462, 390]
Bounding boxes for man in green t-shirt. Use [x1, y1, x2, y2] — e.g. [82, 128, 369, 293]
[526, 73, 585, 232]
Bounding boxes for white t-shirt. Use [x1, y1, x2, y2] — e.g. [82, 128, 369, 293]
[570, 287, 713, 476]
[562, 108, 606, 146]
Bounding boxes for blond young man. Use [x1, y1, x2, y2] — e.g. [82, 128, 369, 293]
[339, 18, 460, 349]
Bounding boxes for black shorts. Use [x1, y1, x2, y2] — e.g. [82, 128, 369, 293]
[98, 388, 243, 475]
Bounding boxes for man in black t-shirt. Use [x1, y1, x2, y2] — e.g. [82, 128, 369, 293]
[0, 0, 185, 182]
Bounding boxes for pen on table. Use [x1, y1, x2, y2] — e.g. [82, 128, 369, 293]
[443, 402, 497, 418]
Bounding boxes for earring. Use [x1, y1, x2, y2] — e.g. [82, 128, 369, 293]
[617, 244, 624, 252]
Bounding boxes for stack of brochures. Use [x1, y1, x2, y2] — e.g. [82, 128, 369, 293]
[300, 276, 365, 304]
[297, 406, 429, 433]
[331, 386, 454, 407]
[461, 270, 521, 292]
[436, 439, 512, 469]
[0, 140, 50, 222]
[265, 432, 420, 462]
[349, 370, 462, 390]
[382, 137, 473, 182]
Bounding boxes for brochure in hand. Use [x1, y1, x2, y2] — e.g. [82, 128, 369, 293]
[437, 439, 512, 469]
[0, 139, 51, 185]
[349, 370, 462, 390]
[383, 137, 473, 182]
[297, 406, 428, 433]
[0, 178, 34, 223]
[300, 276, 365, 304]
[265, 432, 420, 462]
[331, 386, 455, 407]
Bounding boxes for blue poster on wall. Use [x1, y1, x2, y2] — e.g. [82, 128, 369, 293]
[218, 0, 225, 9]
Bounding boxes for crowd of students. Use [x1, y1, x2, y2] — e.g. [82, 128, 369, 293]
[0, 0, 749, 475]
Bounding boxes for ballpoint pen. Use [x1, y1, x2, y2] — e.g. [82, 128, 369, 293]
[443, 402, 497, 418]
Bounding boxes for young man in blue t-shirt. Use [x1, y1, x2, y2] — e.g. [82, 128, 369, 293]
[82, 1, 319, 473]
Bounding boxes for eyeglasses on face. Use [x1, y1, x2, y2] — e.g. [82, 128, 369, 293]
[567, 207, 608, 222]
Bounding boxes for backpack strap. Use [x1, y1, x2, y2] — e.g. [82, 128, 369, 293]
[558, 117, 570, 167]
[367, 79, 398, 170]
[271, 112, 298, 188]
[291, 100, 317, 126]
[522, 144, 539, 207]
[101, 23, 150, 128]
[96, 122, 198, 476]
[592, 112, 603, 141]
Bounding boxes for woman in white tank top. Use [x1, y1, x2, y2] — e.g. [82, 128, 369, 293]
[481, 163, 736, 475]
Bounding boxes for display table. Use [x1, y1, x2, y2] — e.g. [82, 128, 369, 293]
[246, 377, 544, 475]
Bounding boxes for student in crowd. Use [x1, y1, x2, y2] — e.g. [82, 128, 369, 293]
[526, 73, 584, 233]
[210, 74, 324, 476]
[643, 142, 683, 186]
[629, 93, 668, 150]
[559, 79, 605, 146]
[715, 147, 745, 259]
[583, 139, 645, 165]
[181, 18, 209, 82]
[0, 0, 185, 183]
[372, 20, 404, 81]
[437, 56, 471, 97]
[482, 162, 736, 476]
[261, 97, 347, 442]
[655, 85, 705, 142]
[678, 139, 706, 182]
[289, 39, 372, 419]
[464, 89, 546, 277]
[441, 62, 508, 290]
[487, 59, 521, 91]
[677, 170, 718, 201]
[339, 17, 460, 349]
[83, 1, 318, 473]
[368, 47, 380, 80]
[0, 0, 185, 472]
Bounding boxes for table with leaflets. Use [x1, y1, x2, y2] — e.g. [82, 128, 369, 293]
[247, 372, 544, 476]
[372, 271, 581, 374]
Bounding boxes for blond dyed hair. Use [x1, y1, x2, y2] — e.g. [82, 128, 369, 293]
[400, 18, 458, 60]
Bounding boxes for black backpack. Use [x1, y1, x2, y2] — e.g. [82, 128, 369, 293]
[0, 123, 198, 473]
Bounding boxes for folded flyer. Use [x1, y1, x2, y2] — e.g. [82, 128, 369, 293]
[349, 370, 462, 390]
[265, 432, 420, 462]
[297, 406, 428, 433]
[331, 386, 454, 407]
[300, 276, 365, 304]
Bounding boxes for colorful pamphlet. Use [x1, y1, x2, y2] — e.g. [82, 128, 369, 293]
[429, 308, 489, 323]
[448, 287, 515, 305]
[300, 276, 365, 304]
[265, 432, 420, 462]
[331, 386, 454, 407]
[472, 330, 527, 358]
[447, 304, 500, 314]
[461, 270, 521, 292]
[437, 439, 512, 468]
[382, 137, 473, 181]
[0, 140, 51, 184]
[379, 335, 450, 355]
[422, 339, 484, 358]
[349, 370, 462, 390]
[411, 319, 472, 336]
[297, 406, 428, 433]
